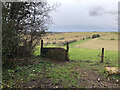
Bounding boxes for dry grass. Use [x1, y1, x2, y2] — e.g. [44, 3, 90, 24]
[99, 32, 118, 40]
[75, 38, 118, 51]
[42, 32, 118, 46]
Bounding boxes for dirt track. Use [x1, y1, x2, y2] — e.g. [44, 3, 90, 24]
[74, 67, 119, 88]
[22, 61, 120, 88]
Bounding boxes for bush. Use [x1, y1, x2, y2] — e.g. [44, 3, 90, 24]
[58, 38, 65, 40]
[96, 34, 100, 37]
[2, 27, 20, 59]
[92, 34, 100, 39]
[52, 41, 56, 44]
[111, 38, 115, 40]
[86, 37, 90, 39]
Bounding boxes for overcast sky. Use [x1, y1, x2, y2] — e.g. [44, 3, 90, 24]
[47, 0, 119, 32]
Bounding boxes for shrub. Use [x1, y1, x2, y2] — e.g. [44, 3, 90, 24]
[86, 37, 91, 39]
[111, 38, 115, 40]
[52, 41, 56, 44]
[58, 38, 65, 40]
[92, 34, 100, 39]
[96, 34, 100, 37]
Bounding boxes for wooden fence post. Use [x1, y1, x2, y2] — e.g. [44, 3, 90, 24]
[100, 48, 104, 63]
[67, 42, 69, 52]
[41, 40, 43, 56]
[66, 42, 69, 62]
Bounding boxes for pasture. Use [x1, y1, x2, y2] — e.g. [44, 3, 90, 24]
[2, 32, 120, 88]
[33, 32, 119, 87]
[75, 39, 118, 51]
[42, 32, 118, 46]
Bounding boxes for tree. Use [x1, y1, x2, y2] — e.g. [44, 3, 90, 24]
[2, 2, 32, 68]
[2, 2, 56, 60]
[2, 2, 29, 59]
[19, 2, 56, 55]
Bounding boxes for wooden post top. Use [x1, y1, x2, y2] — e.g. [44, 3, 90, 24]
[66, 42, 69, 52]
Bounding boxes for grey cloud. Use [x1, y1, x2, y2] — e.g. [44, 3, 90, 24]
[89, 6, 117, 16]
[89, 6, 104, 16]
[105, 11, 118, 15]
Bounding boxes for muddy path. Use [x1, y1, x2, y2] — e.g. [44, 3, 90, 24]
[22, 61, 120, 88]
[74, 67, 119, 88]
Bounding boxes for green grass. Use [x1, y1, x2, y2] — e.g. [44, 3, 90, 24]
[34, 39, 118, 67]
[3, 38, 119, 88]
[2, 57, 54, 88]
[69, 48, 118, 66]
[68, 39, 119, 81]
[38, 39, 118, 75]
[33, 39, 119, 83]
[45, 62, 84, 88]
[69, 39, 91, 47]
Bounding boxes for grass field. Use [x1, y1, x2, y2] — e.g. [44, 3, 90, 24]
[36, 32, 118, 67]
[75, 39, 118, 51]
[42, 32, 118, 46]
[36, 32, 119, 82]
[2, 32, 119, 88]
[35, 33, 119, 87]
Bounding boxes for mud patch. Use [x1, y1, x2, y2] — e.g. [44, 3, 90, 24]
[74, 67, 120, 88]
[22, 78, 60, 88]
